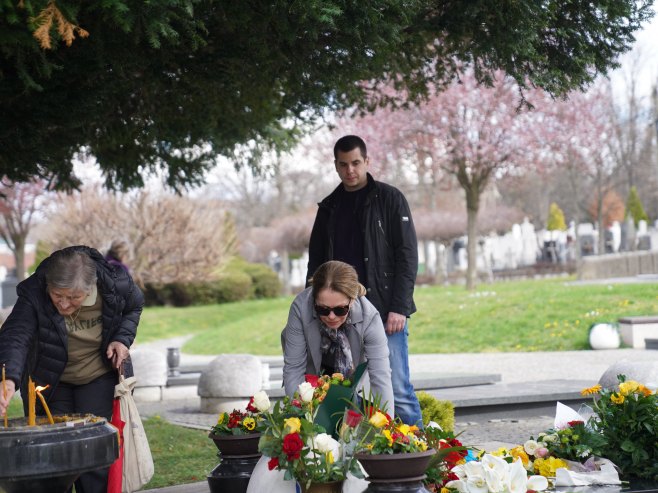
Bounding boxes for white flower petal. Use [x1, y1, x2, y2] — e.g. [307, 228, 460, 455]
[527, 475, 549, 491]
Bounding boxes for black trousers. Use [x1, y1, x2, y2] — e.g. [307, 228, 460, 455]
[48, 371, 116, 493]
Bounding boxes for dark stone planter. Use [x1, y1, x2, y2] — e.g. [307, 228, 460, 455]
[358, 480, 431, 493]
[355, 449, 435, 482]
[0, 415, 119, 493]
[207, 433, 262, 493]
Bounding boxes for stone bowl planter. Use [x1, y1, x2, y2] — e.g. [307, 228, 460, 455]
[0, 415, 119, 493]
[355, 449, 436, 482]
[208, 432, 262, 458]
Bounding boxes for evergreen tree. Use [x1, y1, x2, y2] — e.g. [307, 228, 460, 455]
[547, 202, 567, 231]
[625, 186, 649, 227]
[0, 0, 654, 190]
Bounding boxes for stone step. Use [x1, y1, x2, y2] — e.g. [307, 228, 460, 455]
[425, 379, 593, 421]
[645, 338, 658, 350]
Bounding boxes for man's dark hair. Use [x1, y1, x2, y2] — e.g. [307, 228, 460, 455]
[333, 135, 367, 160]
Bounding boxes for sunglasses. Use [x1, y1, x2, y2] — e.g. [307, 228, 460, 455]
[314, 304, 350, 317]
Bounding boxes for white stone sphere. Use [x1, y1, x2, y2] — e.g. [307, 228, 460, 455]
[589, 323, 620, 350]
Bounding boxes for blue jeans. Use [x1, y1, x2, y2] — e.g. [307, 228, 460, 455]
[387, 321, 422, 426]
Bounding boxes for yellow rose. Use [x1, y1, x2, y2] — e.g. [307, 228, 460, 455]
[368, 411, 389, 428]
[284, 417, 301, 433]
[618, 381, 640, 396]
[397, 424, 411, 436]
[610, 393, 625, 405]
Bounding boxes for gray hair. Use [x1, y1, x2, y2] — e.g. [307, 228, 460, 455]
[45, 250, 97, 293]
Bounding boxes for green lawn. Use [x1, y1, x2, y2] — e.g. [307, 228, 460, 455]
[138, 277, 658, 354]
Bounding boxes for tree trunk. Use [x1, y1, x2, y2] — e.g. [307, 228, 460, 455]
[14, 243, 26, 281]
[596, 169, 606, 255]
[434, 242, 446, 285]
[280, 248, 291, 295]
[464, 184, 480, 290]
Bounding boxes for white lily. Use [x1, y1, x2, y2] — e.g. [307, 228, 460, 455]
[508, 458, 529, 493]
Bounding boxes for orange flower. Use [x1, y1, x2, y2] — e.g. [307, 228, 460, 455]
[581, 384, 602, 396]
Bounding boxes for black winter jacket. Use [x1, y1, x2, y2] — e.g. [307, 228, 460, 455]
[307, 174, 418, 321]
[0, 245, 144, 404]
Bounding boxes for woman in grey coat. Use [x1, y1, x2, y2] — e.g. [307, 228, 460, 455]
[281, 260, 394, 414]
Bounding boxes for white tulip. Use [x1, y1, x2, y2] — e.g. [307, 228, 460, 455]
[298, 382, 315, 402]
[252, 391, 270, 412]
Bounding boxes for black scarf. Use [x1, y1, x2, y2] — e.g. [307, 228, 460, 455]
[319, 322, 354, 378]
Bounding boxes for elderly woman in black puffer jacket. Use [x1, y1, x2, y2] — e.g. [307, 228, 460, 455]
[0, 245, 144, 493]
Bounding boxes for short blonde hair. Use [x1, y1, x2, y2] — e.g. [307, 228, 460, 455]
[310, 261, 366, 301]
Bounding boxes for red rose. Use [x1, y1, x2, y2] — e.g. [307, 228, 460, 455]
[282, 433, 304, 460]
[291, 399, 302, 408]
[246, 397, 258, 413]
[267, 457, 280, 470]
[345, 410, 362, 428]
[305, 374, 320, 388]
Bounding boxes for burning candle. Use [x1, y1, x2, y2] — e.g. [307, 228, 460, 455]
[35, 385, 54, 425]
[2, 364, 7, 428]
[28, 377, 36, 426]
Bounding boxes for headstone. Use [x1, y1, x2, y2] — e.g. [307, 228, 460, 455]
[599, 361, 658, 390]
[198, 354, 263, 413]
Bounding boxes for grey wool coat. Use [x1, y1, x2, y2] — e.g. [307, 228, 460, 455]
[281, 287, 394, 414]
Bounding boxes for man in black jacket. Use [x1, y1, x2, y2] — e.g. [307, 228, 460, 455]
[306, 135, 421, 425]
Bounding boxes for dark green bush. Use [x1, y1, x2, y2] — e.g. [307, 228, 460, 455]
[214, 270, 253, 302]
[243, 262, 281, 298]
[142, 257, 280, 306]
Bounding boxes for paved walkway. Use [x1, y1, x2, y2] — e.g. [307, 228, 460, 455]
[136, 347, 656, 493]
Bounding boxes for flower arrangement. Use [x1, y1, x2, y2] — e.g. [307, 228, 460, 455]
[355, 412, 428, 455]
[211, 390, 270, 436]
[423, 425, 471, 492]
[258, 375, 363, 488]
[585, 375, 658, 480]
[445, 453, 549, 493]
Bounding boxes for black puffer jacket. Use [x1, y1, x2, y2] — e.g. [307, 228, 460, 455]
[307, 174, 418, 320]
[0, 245, 144, 404]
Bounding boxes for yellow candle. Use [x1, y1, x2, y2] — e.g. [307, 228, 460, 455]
[2, 364, 7, 428]
[36, 389, 54, 425]
[27, 377, 36, 426]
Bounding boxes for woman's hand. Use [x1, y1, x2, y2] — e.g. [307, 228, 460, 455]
[0, 378, 16, 418]
[106, 341, 130, 369]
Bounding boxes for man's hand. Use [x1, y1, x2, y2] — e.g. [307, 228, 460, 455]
[0, 378, 16, 418]
[107, 341, 130, 370]
[385, 312, 407, 335]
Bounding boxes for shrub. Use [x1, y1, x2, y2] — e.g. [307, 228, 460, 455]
[625, 186, 648, 227]
[243, 262, 281, 298]
[546, 202, 567, 231]
[214, 270, 253, 302]
[417, 391, 455, 432]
